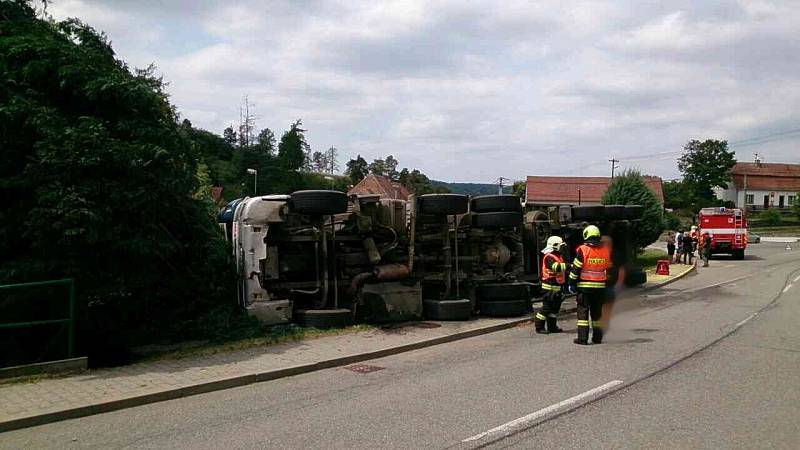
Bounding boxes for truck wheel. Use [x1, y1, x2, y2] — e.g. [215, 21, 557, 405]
[471, 211, 523, 229]
[290, 190, 348, 215]
[604, 205, 626, 220]
[470, 195, 522, 213]
[417, 194, 468, 215]
[294, 309, 353, 328]
[476, 282, 530, 302]
[732, 249, 745, 260]
[479, 299, 528, 317]
[423, 299, 472, 320]
[571, 205, 605, 221]
[624, 205, 644, 220]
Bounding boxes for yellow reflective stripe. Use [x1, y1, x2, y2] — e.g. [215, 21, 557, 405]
[550, 262, 567, 273]
[591, 321, 602, 327]
[536, 313, 547, 320]
[577, 281, 606, 288]
[548, 313, 558, 318]
[541, 283, 560, 291]
[572, 259, 583, 268]
[569, 273, 579, 280]
[577, 320, 589, 326]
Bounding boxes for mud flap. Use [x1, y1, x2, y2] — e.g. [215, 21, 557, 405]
[359, 281, 423, 323]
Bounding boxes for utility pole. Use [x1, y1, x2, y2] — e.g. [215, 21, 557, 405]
[608, 158, 620, 178]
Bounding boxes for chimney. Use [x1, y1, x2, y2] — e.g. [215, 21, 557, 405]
[754, 153, 762, 167]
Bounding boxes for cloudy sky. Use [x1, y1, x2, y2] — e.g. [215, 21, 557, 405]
[50, 0, 800, 182]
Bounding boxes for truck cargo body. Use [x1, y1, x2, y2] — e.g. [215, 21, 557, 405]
[698, 207, 747, 259]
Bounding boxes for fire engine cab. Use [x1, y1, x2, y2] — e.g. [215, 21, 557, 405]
[698, 207, 748, 260]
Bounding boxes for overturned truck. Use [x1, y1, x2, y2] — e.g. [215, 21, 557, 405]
[219, 190, 643, 327]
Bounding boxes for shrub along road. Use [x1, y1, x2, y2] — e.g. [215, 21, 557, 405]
[1, 243, 798, 449]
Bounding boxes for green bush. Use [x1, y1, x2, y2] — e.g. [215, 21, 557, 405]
[602, 170, 665, 250]
[1, 3, 237, 364]
[758, 209, 783, 227]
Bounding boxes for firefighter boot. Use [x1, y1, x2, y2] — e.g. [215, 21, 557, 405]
[534, 312, 548, 334]
[592, 327, 604, 344]
[546, 316, 563, 333]
[574, 323, 589, 345]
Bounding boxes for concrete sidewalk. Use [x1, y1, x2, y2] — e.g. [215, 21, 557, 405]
[0, 264, 693, 433]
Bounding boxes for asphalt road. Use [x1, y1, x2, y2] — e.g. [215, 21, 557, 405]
[2, 243, 799, 449]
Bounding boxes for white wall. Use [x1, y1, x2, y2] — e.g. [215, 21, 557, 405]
[723, 189, 797, 208]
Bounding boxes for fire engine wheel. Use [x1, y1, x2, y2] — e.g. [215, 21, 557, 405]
[571, 205, 605, 221]
[624, 205, 644, 220]
[418, 194, 469, 215]
[479, 299, 529, 317]
[471, 211, 523, 229]
[476, 282, 530, 302]
[624, 270, 647, 287]
[732, 249, 745, 260]
[294, 309, 354, 328]
[470, 195, 522, 213]
[604, 205, 626, 220]
[423, 299, 472, 320]
[290, 190, 348, 215]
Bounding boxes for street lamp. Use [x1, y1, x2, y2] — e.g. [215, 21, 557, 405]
[246, 168, 258, 196]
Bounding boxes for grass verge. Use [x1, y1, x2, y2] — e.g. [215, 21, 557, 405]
[750, 226, 800, 236]
[636, 248, 667, 270]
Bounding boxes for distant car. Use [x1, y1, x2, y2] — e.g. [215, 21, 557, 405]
[749, 233, 761, 244]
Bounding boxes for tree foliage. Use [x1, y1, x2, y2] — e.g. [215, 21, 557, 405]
[0, 2, 237, 362]
[602, 170, 664, 249]
[678, 139, 736, 202]
[278, 119, 307, 171]
[346, 155, 368, 183]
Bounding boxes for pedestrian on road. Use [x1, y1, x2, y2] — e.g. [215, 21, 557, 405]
[535, 236, 568, 334]
[666, 231, 676, 262]
[568, 225, 611, 345]
[698, 231, 712, 267]
[675, 231, 684, 264]
[682, 231, 694, 265]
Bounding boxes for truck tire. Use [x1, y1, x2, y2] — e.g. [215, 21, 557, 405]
[624, 205, 644, 220]
[471, 211, 522, 229]
[476, 282, 530, 302]
[470, 195, 522, 213]
[571, 205, 605, 221]
[290, 190, 348, 215]
[423, 299, 472, 320]
[418, 194, 469, 215]
[624, 270, 647, 286]
[479, 299, 528, 317]
[732, 249, 745, 260]
[604, 205, 626, 220]
[294, 309, 353, 328]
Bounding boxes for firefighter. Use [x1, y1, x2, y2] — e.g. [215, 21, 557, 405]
[698, 231, 712, 267]
[535, 236, 568, 334]
[568, 225, 611, 345]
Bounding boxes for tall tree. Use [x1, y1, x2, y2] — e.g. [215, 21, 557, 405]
[346, 155, 368, 183]
[325, 146, 339, 174]
[278, 119, 307, 171]
[368, 158, 387, 176]
[602, 170, 664, 250]
[678, 139, 736, 202]
[223, 126, 237, 147]
[385, 155, 399, 180]
[254, 127, 276, 156]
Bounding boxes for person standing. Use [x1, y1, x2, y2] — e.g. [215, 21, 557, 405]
[666, 231, 676, 263]
[682, 231, 693, 265]
[675, 231, 684, 264]
[568, 225, 611, 345]
[698, 231, 712, 267]
[534, 236, 568, 334]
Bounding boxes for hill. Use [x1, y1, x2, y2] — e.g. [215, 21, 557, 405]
[431, 180, 511, 196]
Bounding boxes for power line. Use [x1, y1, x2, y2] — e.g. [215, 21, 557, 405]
[728, 127, 800, 146]
[608, 158, 620, 178]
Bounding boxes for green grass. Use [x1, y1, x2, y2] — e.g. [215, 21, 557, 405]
[135, 323, 375, 363]
[749, 226, 800, 236]
[636, 248, 668, 270]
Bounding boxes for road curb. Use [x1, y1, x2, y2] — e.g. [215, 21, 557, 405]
[643, 262, 696, 292]
[0, 298, 631, 432]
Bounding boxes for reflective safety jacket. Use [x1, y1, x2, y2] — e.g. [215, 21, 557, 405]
[569, 243, 611, 290]
[540, 252, 566, 291]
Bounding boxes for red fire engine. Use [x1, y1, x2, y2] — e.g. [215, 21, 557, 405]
[697, 207, 748, 260]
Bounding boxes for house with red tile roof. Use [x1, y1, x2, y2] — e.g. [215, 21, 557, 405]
[348, 174, 412, 200]
[525, 175, 664, 206]
[714, 159, 800, 210]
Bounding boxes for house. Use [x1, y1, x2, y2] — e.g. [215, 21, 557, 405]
[524, 175, 665, 207]
[348, 174, 412, 200]
[714, 158, 800, 210]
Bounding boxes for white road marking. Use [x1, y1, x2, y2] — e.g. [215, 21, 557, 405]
[462, 380, 624, 443]
[793, 275, 800, 283]
[685, 275, 751, 294]
[736, 314, 757, 328]
[783, 284, 793, 294]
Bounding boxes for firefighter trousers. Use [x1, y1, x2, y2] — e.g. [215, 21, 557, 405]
[535, 290, 564, 332]
[576, 288, 605, 344]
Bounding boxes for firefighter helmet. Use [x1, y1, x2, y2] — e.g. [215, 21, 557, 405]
[545, 236, 565, 251]
[583, 225, 601, 241]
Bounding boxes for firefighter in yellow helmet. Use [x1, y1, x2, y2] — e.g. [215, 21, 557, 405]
[534, 236, 568, 334]
[568, 225, 611, 345]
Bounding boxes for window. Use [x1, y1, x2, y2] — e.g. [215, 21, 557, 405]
[789, 195, 796, 206]
[745, 194, 754, 204]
